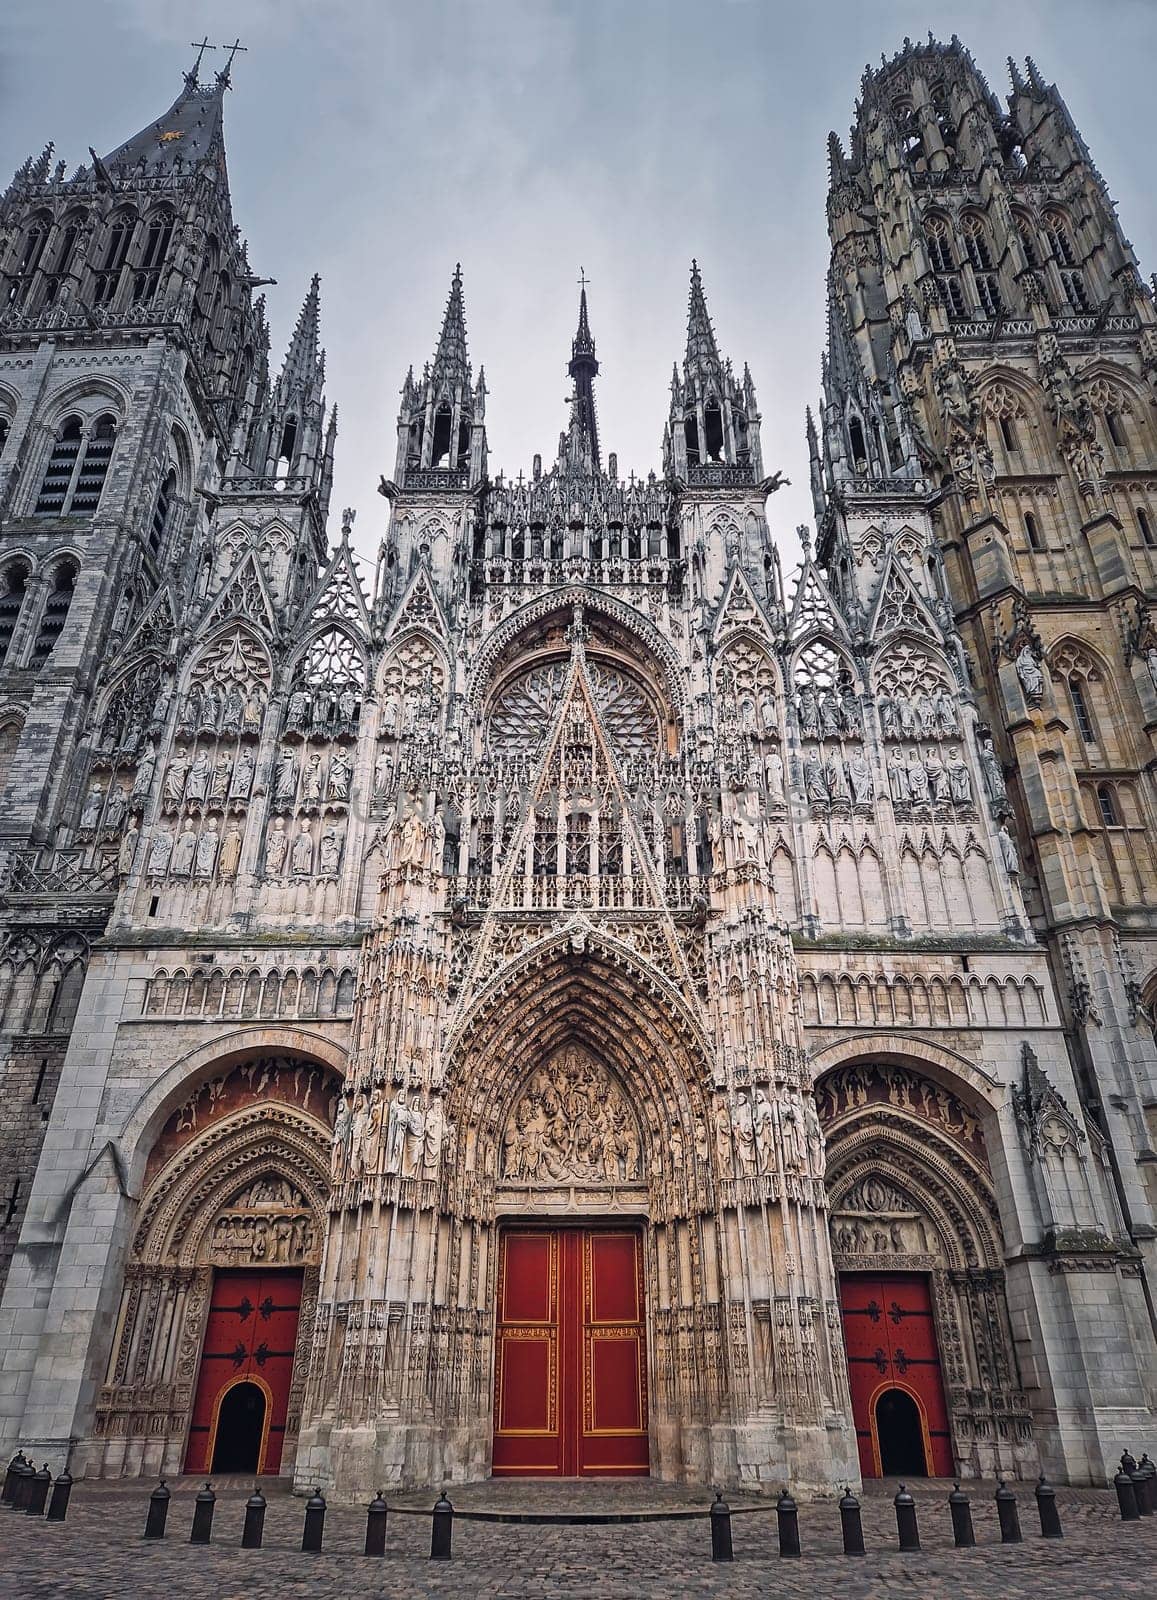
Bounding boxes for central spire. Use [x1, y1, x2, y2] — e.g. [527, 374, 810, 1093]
[566, 270, 601, 471]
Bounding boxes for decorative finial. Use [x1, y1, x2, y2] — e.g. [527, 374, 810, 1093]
[341, 507, 356, 538]
[186, 37, 215, 87]
[797, 523, 812, 556]
[218, 38, 248, 86]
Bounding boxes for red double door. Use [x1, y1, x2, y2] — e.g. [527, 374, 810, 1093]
[185, 1269, 303, 1475]
[840, 1272, 954, 1478]
[493, 1229, 649, 1476]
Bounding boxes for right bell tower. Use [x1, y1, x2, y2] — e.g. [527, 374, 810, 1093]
[815, 35, 1157, 1325]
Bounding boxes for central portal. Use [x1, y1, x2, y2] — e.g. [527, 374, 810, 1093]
[492, 1228, 649, 1476]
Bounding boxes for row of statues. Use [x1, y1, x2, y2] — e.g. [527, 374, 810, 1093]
[878, 687, 959, 741]
[886, 746, 973, 806]
[803, 747, 876, 807]
[332, 1087, 451, 1180]
[273, 748, 352, 807]
[712, 1086, 826, 1181]
[178, 679, 265, 739]
[139, 817, 345, 879]
[285, 681, 361, 738]
[163, 746, 255, 809]
[796, 682, 865, 741]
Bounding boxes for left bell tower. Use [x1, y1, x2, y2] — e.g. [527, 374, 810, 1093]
[0, 50, 269, 1283]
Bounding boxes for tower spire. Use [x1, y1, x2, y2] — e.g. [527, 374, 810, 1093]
[566, 269, 601, 470]
[277, 272, 322, 398]
[431, 263, 470, 388]
[684, 259, 722, 385]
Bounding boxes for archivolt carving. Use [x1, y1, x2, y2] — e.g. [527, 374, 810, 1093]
[500, 1046, 643, 1186]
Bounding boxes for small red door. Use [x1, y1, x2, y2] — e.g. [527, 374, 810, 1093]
[840, 1272, 954, 1478]
[185, 1269, 303, 1475]
[493, 1229, 648, 1476]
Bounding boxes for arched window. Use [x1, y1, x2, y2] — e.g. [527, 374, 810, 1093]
[683, 415, 700, 467]
[1070, 679, 1097, 744]
[925, 215, 955, 273]
[1096, 783, 1118, 827]
[961, 215, 1003, 315]
[0, 716, 20, 793]
[457, 417, 470, 466]
[1105, 410, 1126, 450]
[277, 416, 298, 469]
[6, 212, 50, 307]
[848, 415, 867, 469]
[704, 397, 724, 462]
[132, 208, 175, 303]
[999, 414, 1019, 454]
[0, 414, 9, 455]
[31, 560, 77, 664]
[69, 414, 117, 514]
[1014, 214, 1040, 269]
[149, 468, 176, 557]
[1137, 507, 1155, 548]
[1044, 212, 1090, 312]
[91, 210, 136, 306]
[1025, 511, 1042, 551]
[34, 416, 83, 514]
[43, 211, 83, 306]
[431, 404, 452, 467]
[0, 561, 30, 665]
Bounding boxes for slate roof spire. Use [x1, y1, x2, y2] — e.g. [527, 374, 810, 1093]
[566, 272, 601, 470]
[431, 263, 471, 390]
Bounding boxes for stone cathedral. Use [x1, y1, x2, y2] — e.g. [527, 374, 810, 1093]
[0, 35, 1155, 1498]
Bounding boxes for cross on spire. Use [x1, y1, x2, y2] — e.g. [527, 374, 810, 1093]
[218, 38, 248, 85]
[186, 37, 215, 86]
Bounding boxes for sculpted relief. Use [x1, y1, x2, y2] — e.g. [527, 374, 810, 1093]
[500, 1047, 643, 1186]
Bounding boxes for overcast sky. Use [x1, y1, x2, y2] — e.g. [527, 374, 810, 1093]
[4, 0, 1155, 582]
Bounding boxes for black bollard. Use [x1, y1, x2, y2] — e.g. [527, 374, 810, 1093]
[11, 1457, 35, 1512]
[2, 1451, 26, 1505]
[709, 1491, 733, 1562]
[302, 1488, 326, 1553]
[45, 1470, 73, 1524]
[143, 1479, 171, 1539]
[25, 1464, 52, 1517]
[431, 1490, 453, 1560]
[839, 1487, 865, 1556]
[948, 1482, 975, 1548]
[241, 1486, 266, 1549]
[1034, 1474, 1063, 1539]
[1114, 1469, 1139, 1522]
[995, 1480, 1021, 1544]
[365, 1492, 388, 1557]
[894, 1483, 920, 1551]
[1132, 1459, 1152, 1516]
[776, 1487, 801, 1557]
[189, 1481, 216, 1545]
[1131, 1465, 1152, 1519]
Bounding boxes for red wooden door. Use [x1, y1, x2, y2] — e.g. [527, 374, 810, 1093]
[840, 1272, 954, 1478]
[493, 1229, 648, 1476]
[185, 1268, 303, 1475]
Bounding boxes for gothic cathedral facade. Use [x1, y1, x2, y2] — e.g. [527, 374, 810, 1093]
[0, 37, 1154, 1496]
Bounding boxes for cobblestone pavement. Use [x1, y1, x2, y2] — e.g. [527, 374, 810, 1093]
[1, 1475, 1153, 1599]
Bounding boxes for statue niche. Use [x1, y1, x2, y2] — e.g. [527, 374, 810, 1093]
[500, 1047, 643, 1187]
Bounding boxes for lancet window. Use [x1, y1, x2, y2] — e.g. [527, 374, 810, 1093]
[35, 412, 117, 517]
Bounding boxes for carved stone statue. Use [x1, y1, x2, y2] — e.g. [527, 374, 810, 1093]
[888, 748, 911, 803]
[185, 750, 211, 805]
[764, 749, 785, 803]
[302, 753, 324, 803]
[924, 748, 948, 803]
[170, 818, 197, 877]
[946, 750, 972, 805]
[287, 688, 312, 732]
[797, 685, 820, 739]
[274, 751, 298, 806]
[208, 754, 232, 805]
[879, 697, 901, 740]
[328, 751, 352, 802]
[230, 750, 254, 799]
[265, 816, 288, 874]
[907, 752, 929, 804]
[118, 821, 139, 876]
[825, 750, 849, 800]
[373, 750, 392, 795]
[80, 782, 104, 831]
[194, 816, 220, 877]
[131, 741, 157, 804]
[847, 750, 873, 804]
[219, 826, 243, 878]
[1015, 643, 1044, 701]
[998, 823, 1020, 875]
[319, 827, 341, 876]
[146, 829, 172, 878]
[292, 819, 315, 875]
[803, 750, 828, 803]
[978, 735, 1006, 800]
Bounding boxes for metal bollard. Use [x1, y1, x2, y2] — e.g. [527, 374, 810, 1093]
[143, 1479, 171, 1539]
[189, 1481, 216, 1545]
[949, 1482, 974, 1548]
[431, 1490, 453, 1560]
[1132, 1465, 1152, 1519]
[26, 1464, 52, 1517]
[365, 1492, 388, 1557]
[995, 1480, 1021, 1544]
[709, 1491, 733, 1562]
[776, 1487, 801, 1557]
[839, 1487, 864, 1556]
[1114, 1469, 1139, 1522]
[11, 1458, 35, 1512]
[2, 1451, 26, 1506]
[1034, 1474, 1063, 1539]
[241, 1486, 266, 1549]
[1132, 1459, 1152, 1516]
[302, 1488, 326, 1553]
[46, 1469, 73, 1524]
[894, 1483, 920, 1551]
